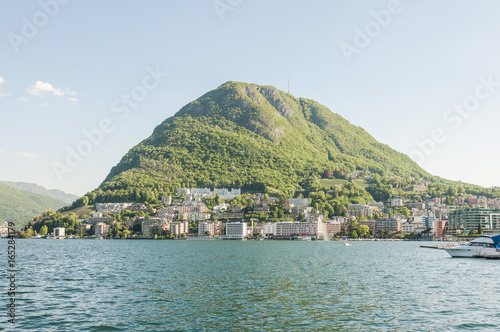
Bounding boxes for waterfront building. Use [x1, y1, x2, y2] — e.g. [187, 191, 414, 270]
[141, 218, 163, 238]
[224, 222, 247, 240]
[53, 227, 65, 237]
[375, 218, 401, 233]
[262, 223, 276, 236]
[76, 224, 92, 235]
[273, 220, 324, 239]
[358, 219, 376, 232]
[325, 221, 342, 236]
[95, 223, 110, 237]
[170, 221, 189, 236]
[436, 219, 447, 238]
[448, 208, 500, 235]
[198, 221, 223, 236]
[0, 221, 9, 237]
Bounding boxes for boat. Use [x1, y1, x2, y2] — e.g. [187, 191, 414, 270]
[343, 240, 351, 246]
[441, 235, 500, 258]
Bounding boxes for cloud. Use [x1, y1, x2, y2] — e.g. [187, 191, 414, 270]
[14, 152, 37, 158]
[0, 77, 5, 84]
[18, 97, 28, 102]
[40, 102, 51, 108]
[27, 81, 77, 97]
[0, 149, 3, 154]
[68, 97, 79, 104]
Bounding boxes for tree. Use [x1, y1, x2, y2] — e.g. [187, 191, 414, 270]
[348, 229, 358, 238]
[39, 225, 48, 236]
[358, 224, 369, 238]
[82, 196, 89, 206]
[22, 227, 34, 238]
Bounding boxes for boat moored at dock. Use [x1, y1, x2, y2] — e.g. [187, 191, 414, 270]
[441, 235, 500, 258]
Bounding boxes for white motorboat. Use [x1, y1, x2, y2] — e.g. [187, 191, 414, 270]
[442, 235, 500, 258]
[343, 240, 351, 246]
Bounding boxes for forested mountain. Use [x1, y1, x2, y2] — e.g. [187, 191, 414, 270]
[0, 181, 78, 203]
[79, 81, 430, 204]
[0, 183, 67, 228]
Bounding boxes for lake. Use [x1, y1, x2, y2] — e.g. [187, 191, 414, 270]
[2, 239, 500, 331]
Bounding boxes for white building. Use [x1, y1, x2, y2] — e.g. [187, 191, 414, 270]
[213, 203, 230, 213]
[262, 223, 276, 236]
[170, 221, 189, 236]
[0, 221, 9, 238]
[414, 215, 436, 232]
[161, 195, 172, 205]
[95, 203, 132, 214]
[402, 221, 427, 234]
[176, 188, 241, 200]
[198, 221, 223, 236]
[53, 227, 65, 237]
[390, 198, 403, 207]
[273, 221, 324, 239]
[347, 204, 378, 218]
[224, 222, 247, 240]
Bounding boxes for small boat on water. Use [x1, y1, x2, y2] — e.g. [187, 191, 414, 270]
[441, 235, 500, 258]
[343, 240, 351, 246]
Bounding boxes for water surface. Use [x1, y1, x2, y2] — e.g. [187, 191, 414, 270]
[2, 239, 499, 331]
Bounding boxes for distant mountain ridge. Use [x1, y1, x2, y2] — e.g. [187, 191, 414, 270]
[0, 181, 78, 203]
[0, 183, 67, 228]
[78, 81, 431, 203]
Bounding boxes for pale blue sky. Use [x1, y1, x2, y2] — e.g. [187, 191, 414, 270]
[1, 0, 500, 196]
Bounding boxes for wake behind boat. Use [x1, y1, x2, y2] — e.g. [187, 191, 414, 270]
[441, 235, 500, 258]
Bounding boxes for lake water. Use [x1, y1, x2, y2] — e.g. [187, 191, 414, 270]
[2, 239, 500, 331]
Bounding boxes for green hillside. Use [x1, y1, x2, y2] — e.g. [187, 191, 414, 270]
[0, 183, 67, 229]
[0, 181, 78, 203]
[73, 81, 430, 204]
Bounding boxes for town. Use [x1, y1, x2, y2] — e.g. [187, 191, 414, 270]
[9, 182, 500, 241]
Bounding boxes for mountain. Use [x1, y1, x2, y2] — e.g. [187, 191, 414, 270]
[0, 183, 67, 228]
[0, 181, 78, 203]
[83, 81, 430, 203]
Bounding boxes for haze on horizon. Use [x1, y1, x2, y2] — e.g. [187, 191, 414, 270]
[1, 0, 500, 196]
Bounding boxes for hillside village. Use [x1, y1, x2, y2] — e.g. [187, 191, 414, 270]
[16, 180, 500, 240]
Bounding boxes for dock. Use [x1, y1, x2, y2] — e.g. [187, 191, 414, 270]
[420, 245, 442, 250]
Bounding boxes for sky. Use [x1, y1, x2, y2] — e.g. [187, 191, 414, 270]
[1, 0, 500, 196]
